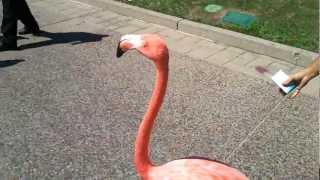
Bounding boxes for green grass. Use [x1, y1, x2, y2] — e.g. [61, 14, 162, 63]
[117, 0, 319, 52]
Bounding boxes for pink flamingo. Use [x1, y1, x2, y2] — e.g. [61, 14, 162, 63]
[116, 34, 248, 180]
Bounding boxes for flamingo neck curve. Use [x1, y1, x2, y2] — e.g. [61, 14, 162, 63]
[134, 61, 169, 176]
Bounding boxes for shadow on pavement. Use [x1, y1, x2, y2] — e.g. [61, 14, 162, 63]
[0, 59, 25, 68]
[18, 36, 29, 40]
[0, 36, 29, 40]
[19, 31, 109, 50]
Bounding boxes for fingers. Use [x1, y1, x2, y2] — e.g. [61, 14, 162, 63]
[290, 89, 300, 98]
[281, 67, 315, 98]
[282, 75, 298, 98]
[289, 77, 309, 98]
[296, 77, 309, 91]
[283, 76, 294, 86]
[283, 70, 307, 86]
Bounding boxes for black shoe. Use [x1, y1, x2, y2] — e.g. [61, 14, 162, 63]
[0, 41, 18, 51]
[18, 26, 41, 35]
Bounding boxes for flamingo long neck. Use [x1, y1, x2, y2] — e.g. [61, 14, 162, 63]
[135, 61, 168, 176]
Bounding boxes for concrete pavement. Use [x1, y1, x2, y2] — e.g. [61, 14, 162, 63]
[0, 0, 319, 179]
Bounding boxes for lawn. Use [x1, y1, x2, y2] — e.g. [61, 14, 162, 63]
[117, 0, 319, 52]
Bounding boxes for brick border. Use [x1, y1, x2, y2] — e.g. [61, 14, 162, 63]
[76, 0, 318, 67]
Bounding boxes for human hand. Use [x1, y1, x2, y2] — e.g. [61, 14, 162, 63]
[282, 60, 319, 98]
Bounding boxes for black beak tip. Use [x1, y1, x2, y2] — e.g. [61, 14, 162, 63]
[116, 42, 124, 58]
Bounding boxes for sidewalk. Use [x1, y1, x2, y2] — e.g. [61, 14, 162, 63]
[47, 0, 320, 97]
[0, 0, 318, 179]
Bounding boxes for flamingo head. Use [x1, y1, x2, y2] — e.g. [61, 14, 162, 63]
[117, 34, 169, 65]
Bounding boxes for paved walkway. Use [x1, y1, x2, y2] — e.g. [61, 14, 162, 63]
[0, 0, 319, 179]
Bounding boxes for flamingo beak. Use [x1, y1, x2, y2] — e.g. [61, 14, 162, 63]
[116, 41, 125, 58]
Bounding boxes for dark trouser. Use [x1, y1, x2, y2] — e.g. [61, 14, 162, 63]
[1, 0, 39, 44]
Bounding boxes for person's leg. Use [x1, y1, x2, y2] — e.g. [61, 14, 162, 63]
[1, 0, 18, 50]
[17, 0, 40, 34]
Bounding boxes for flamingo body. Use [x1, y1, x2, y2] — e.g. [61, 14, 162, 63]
[147, 159, 247, 180]
[117, 34, 248, 180]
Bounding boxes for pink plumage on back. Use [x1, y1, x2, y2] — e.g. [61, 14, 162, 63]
[117, 34, 248, 180]
[149, 159, 247, 179]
